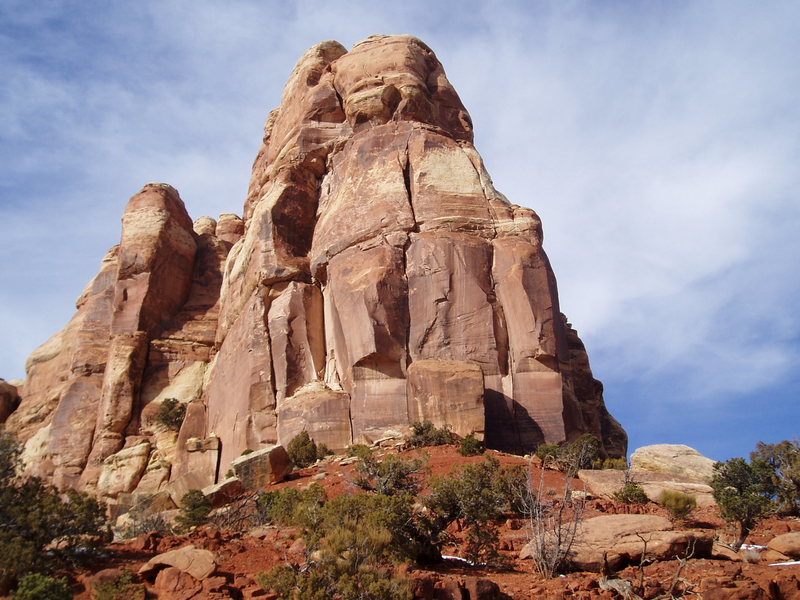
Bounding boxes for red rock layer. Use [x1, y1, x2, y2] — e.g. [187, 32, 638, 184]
[4, 35, 626, 501]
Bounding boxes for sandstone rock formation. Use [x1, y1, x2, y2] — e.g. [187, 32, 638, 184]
[3, 35, 626, 501]
[139, 545, 218, 580]
[519, 514, 713, 572]
[578, 468, 717, 507]
[230, 445, 292, 490]
[631, 444, 716, 483]
[768, 532, 800, 560]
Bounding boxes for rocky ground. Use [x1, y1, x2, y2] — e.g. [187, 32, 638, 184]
[13, 444, 797, 600]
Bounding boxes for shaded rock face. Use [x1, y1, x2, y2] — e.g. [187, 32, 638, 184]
[0, 379, 20, 423]
[4, 34, 626, 499]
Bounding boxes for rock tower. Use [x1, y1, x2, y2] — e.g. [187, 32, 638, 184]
[3, 35, 626, 500]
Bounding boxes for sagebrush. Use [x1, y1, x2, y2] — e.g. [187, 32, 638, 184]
[659, 490, 697, 522]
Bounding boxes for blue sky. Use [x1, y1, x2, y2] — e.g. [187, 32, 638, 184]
[1, 1, 798, 461]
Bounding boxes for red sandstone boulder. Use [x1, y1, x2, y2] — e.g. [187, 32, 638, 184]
[276, 383, 352, 450]
[578, 468, 716, 507]
[152, 567, 202, 600]
[202, 477, 245, 509]
[768, 531, 800, 559]
[230, 444, 292, 489]
[139, 544, 217, 580]
[569, 515, 713, 571]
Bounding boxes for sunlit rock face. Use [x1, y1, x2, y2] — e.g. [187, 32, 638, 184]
[4, 34, 626, 499]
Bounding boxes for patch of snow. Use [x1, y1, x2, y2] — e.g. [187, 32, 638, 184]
[442, 555, 476, 566]
[740, 544, 767, 550]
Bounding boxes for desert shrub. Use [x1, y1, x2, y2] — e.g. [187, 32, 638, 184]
[0, 432, 20, 479]
[286, 431, 329, 468]
[520, 462, 587, 577]
[346, 444, 372, 459]
[117, 506, 174, 539]
[154, 398, 186, 431]
[317, 443, 332, 458]
[255, 488, 297, 525]
[535, 436, 602, 475]
[259, 562, 410, 600]
[174, 490, 212, 532]
[593, 457, 628, 470]
[557, 434, 600, 475]
[256, 484, 327, 527]
[92, 569, 144, 600]
[458, 433, 484, 456]
[425, 456, 522, 565]
[659, 490, 697, 522]
[317, 494, 424, 561]
[614, 483, 650, 505]
[13, 573, 71, 600]
[240, 448, 253, 456]
[287, 431, 317, 468]
[257, 493, 415, 600]
[535, 443, 560, 462]
[751, 439, 800, 515]
[406, 420, 454, 448]
[0, 434, 107, 586]
[491, 462, 529, 514]
[355, 452, 427, 496]
[711, 457, 777, 550]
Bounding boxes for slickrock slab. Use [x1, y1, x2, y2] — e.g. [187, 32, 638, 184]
[578, 468, 716, 507]
[631, 444, 716, 483]
[139, 544, 217, 580]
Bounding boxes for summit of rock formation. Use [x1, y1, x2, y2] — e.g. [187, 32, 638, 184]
[4, 34, 626, 500]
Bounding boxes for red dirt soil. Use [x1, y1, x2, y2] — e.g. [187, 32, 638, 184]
[17, 445, 800, 599]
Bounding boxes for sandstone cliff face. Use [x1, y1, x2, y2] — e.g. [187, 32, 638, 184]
[4, 35, 626, 501]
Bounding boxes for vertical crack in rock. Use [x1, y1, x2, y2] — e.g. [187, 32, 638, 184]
[401, 136, 415, 371]
[262, 287, 278, 416]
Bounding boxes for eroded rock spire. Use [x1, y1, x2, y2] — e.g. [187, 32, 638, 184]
[4, 35, 626, 501]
